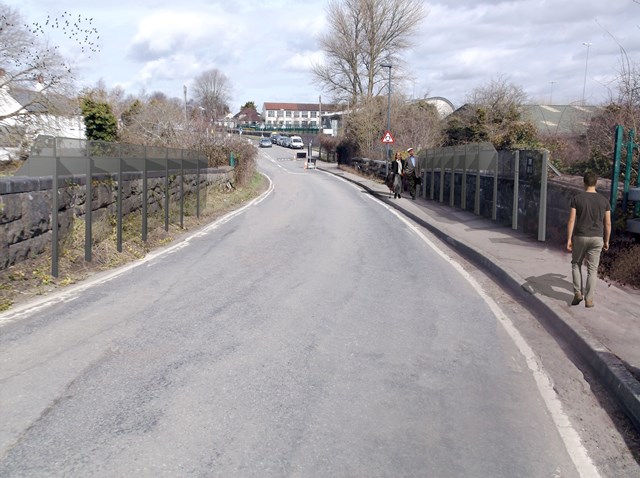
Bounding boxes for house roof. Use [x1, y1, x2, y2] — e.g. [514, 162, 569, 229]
[520, 105, 601, 135]
[450, 103, 601, 136]
[263, 102, 337, 112]
[8, 88, 48, 113]
[233, 107, 263, 122]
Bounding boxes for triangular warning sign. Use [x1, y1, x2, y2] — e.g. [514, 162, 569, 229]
[381, 131, 394, 143]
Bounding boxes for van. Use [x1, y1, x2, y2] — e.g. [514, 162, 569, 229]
[289, 136, 304, 149]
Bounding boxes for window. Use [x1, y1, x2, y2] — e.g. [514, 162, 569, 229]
[268, 111, 275, 117]
[311, 111, 317, 118]
[286, 111, 292, 117]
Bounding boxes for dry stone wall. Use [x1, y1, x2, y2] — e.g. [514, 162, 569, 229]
[0, 167, 234, 270]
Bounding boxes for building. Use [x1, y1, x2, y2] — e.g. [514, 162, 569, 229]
[0, 83, 84, 161]
[233, 107, 264, 128]
[520, 104, 602, 136]
[262, 102, 334, 130]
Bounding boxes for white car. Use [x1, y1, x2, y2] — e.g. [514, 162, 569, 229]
[289, 136, 304, 149]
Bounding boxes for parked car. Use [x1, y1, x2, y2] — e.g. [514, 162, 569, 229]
[270, 133, 281, 144]
[281, 137, 292, 148]
[277, 135, 288, 146]
[289, 136, 304, 149]
[259, 138, 272, 148]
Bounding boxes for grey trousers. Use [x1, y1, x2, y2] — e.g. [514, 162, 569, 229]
[571, 236, 604, 301]
[393, 174, 402, 195]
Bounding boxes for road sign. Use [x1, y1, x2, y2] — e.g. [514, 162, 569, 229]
[381, 131, 394, 143]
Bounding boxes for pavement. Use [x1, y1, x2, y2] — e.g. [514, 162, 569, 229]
[317, 160, 640, 431]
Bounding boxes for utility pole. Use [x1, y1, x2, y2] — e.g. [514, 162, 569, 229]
[582, 42, 592, 105]
[183, 85, 188, 123]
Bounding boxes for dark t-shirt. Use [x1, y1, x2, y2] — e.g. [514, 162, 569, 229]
[570, 191, 610, 237]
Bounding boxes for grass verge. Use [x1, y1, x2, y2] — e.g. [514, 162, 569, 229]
[0, 172, 269, 312]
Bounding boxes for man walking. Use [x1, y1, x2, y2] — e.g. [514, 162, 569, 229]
[566, 171, 611, 308]
[405, 147, 421, 200]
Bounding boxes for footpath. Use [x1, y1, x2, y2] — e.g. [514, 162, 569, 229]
[317, 160, 640, 431]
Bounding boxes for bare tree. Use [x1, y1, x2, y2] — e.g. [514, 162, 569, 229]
[394, 97, 443, 152]
[443, 75, 538, 149]
[0, 5, 99, 158]
[118, 92, 187, 147]
[312, 0, 426, 104]
[192, 69, 232, 121]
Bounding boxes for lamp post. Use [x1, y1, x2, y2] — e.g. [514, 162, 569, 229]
[381, 63, 392, 172]
[183, 85, 188, 123]
[549, 81, 557, 104]
[582, 42, 592, 105]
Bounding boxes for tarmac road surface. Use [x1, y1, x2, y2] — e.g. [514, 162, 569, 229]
[0, 147, 602, 477]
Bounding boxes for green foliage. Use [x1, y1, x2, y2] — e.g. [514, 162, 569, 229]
[201, 136, 257, 186]
[121, 99, 143, 127]
[80, 97, 118, 142]
[443, 77, 539, 150]
[241, 101, 257, 110]
[443, 105, 539, 150]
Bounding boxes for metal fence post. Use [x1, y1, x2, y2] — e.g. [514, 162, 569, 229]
[461, 147, 467, 211]
[622, 129, 635, 212]
[164, 149, 169, 231]
[430, 151, 435, 200]
[610, 125, 624, 214]
[538, 150, 549, 241]
[142, 145, 148, 242]
[512, 151, 520, 230]
[438, 152, 444, 203]
[85, 141, 93, 262]
[196, 153, 201, 219]
[492, 149, 498, 221]
[474, 145, 481, 215]
[117, 146, 123, 253]
[51, 139, 59, 278]
[449, 154, 455, 207]
[180, 150, 184, 229]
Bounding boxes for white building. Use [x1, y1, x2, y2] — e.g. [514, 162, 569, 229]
[0, 83, 85, 161]
[262, 102, 332, 130]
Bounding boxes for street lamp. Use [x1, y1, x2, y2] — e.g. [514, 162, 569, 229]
[582, 42, 592, 105]
[381, 63, 392, 171]
[549, 81, 557, 104]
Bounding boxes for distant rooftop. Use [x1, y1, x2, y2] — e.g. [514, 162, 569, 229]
[521, 104, 602, 135]
[263, 102, 338, 112]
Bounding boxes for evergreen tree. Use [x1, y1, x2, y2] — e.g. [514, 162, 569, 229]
[80, 97, 118, 142]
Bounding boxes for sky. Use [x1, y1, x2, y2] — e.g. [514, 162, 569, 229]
[5, 0, 640, 112]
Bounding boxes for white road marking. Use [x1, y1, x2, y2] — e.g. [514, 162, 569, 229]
[328, 172, 602, 478]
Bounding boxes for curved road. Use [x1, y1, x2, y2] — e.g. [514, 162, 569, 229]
[0, 145, 596, 476]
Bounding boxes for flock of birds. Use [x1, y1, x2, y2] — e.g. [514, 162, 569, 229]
[0, 9, 101, 80]
[27, 11, 101, 55]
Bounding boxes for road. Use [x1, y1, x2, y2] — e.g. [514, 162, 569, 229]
[0, 144, 604, 476]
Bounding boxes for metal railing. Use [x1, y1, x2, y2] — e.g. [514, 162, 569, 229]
[15, 136, 214, 277]
[419, 142, 549, 241]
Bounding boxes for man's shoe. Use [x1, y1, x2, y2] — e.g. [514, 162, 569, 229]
[571, 294, 583, 306]
[585, 299, 594, 308]
[398, 194, 402, 198]
[412, 195, 416, 200]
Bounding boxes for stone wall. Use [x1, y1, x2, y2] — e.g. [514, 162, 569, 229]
[0, 167, 235, 270]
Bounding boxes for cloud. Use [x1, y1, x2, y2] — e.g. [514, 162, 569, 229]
[127, 10, 236, 62]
